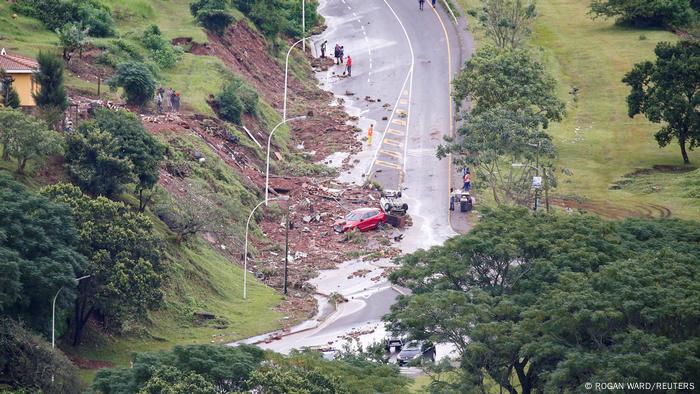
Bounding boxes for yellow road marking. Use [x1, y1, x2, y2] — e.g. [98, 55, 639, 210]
[432, 3, 455, 229]
[392, 119, 407, 126]
[375, 160, 401, 169]
[403, 89, 409, 95]
[380, 149, 402, 159]
[399, 98, 408, 105]
[387, 128, 404, 136]
[383, 138, 403, 147]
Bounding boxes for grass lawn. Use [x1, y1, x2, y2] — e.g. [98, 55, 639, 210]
[456, 0, 700, 220]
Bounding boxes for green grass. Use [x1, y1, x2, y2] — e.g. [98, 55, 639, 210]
[71, 238, 282, 368]
[457, 0, 700, 220]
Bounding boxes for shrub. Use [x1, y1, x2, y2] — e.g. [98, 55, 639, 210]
[0, 318, 84, 393]
[141, 25, 184, 69]
[108, 61, 157, 106]
[589, 0, 697, 28]
[216, 85, 244, 124]
[32, 51, 68, 112]
[12, 0, 115, 37]
[190, 0, 235, 35]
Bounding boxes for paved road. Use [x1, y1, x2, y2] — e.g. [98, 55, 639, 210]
[235, 0, 472, 356]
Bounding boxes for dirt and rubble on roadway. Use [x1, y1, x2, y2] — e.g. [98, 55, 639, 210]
[62, 20, 406, 324]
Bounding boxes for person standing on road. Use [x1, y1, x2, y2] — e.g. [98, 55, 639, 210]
[345, 55, 352, 76]
[432, 0, 436, 7]
[419, 0, 425, 10]
[334, 44, 341, 64]
[339, 46, 345, 64]
[321, 40, 328, 58]
[449, 187, 455, 211]
[367, 123, 373, 145]
[463, 172, 471, 191]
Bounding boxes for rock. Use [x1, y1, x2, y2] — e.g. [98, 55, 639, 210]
[345, 90, 355, 96]
[303, 226, 311, 233]
[303, 215, 312, 223]
[382, 116, 388, 120]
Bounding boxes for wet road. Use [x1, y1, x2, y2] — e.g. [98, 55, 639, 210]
[234, 0, 472, 358]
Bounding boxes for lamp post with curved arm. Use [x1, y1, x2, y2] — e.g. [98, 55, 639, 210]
[283, 38, 306, 121]
[51, 274, 90, 383]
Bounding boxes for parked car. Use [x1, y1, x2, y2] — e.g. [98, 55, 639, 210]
[385, 336, 405, 352]
[396, 341, 436, 366]
[333, 208, 386, 233]
[380, 190, 408, 214]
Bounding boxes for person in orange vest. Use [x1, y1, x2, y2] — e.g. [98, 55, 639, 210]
[367, 123, 374, 145]
[463, 171, 471, 191]
[346, 55, 352, 77]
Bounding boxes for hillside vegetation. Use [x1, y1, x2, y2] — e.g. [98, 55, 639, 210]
[0, 0, 321, 384]
[457, 0, 700, 220]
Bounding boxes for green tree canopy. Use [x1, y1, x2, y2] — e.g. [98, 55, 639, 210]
[468, 0, 537, 49]
[190, 0, 235, 36]
[589, 0, 696, 27]
[65, 108, 164, 205]
[41, 183, 164, 345]
[0, 318, 83, 393]
[0, 176, 85, 333]
[386, 208, 700, 393]
[92, 344, 265, 394]
[623, 40, 700, 164]
[56, 22, 90, 62]
[108, 62, 157, 106]
[0, 108, 63, 174]
[452, 46, 565, 125]
[32, 51, 68, 112]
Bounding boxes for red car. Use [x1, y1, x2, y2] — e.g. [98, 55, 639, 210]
[333, 208, 386, 233]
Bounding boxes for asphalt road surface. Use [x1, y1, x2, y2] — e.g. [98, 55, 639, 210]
[234, 0, 472, 359]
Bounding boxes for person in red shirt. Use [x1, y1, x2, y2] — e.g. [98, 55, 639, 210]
[346, 55, 352, 77]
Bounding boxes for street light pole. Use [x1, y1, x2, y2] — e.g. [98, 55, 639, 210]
[283, 38, 306, 122]
[265, 116, 306, 205]
[51, 274, 90, 383]
[302, 0, 306, 52]
[283, 199, 290, 295]
[244, 196, 289, 300]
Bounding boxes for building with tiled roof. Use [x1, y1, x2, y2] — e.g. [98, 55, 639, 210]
[0, 48, 39, 107]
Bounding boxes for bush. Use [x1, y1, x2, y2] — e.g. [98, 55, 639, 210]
[12, 0, 115, 37]
[32, 51, 68, 112]
[108, 61, 157, 106]
[215, 78, 259, 123]
[0, 318, 84, 393]
[190, 0, 235, 35]
[141, 25, 183, 69]
[589, 0, 697, 27]
[233, 0, 320, 38]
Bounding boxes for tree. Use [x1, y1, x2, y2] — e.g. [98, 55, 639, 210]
[32, 51, 68, 112]
[438, 109, 556, 205]
[65, 123, 135, 197]
[108, 61, 157, 106]
[92, 344, 265, 394]
[41, 183, 164, 345]
[0, 176, 86, 334]
[0, 318, 84, 393]
[64, 108, 164, 204]
[190, 0, 235, 36]
[215, 82, 244, 124]
[386, 208, 700, 394]
[468, 0, 537, 49]
[0, 70, 21, 108]
[623, 40, 700, 164]
[139, 366, 216, 394]
[452, 46, 565, 123]
[0, 109, 63, 174]
[56, 23, 90, 62]
[444, 47, 564, 205]
[589, 0, 696, 27]
[155, 187, 228, 244]
[89, 108, 164, 209]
